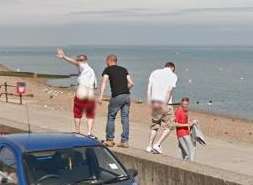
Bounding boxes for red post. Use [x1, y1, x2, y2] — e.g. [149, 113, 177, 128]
[16, 82, 26, 105]
[19, 94, 22, 105]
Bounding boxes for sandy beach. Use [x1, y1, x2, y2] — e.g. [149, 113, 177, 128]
[1, 64, 253, 144]
[1, 63, 253, 177]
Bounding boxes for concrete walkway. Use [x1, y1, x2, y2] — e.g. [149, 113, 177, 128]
[1, 102, 253, 176]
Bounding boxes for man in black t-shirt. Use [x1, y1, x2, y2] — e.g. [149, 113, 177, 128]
[99, 54, 134, 148]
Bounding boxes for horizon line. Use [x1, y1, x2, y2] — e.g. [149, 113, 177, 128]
[1, 44, 253, 48]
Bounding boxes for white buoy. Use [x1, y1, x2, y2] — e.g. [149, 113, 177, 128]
[188, 79, 192, 84]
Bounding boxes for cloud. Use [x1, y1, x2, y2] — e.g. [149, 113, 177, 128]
[1, 0, 253, 26]
[68, 6, 253, 18]
[178, 7, 253, 14]
[69, 8, 149, 17]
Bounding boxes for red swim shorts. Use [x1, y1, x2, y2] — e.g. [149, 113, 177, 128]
[73, 96, 96, 119]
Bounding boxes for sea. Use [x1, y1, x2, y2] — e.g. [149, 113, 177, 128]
[0, 45, 253, 120]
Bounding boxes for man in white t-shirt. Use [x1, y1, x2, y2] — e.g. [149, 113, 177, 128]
[56, 48, 97, 137]
[146, 62, 178, 154]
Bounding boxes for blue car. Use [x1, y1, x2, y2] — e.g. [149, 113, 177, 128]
[0, 133, 138, 185]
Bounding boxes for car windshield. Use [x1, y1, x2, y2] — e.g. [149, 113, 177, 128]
[23, 146, 128, 185]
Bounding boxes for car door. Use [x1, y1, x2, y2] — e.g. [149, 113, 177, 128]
[0, 145, 18, 185]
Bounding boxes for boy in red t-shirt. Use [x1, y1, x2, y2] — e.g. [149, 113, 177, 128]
[175, 97, 195, 161]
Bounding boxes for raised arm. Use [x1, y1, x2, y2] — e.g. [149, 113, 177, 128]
[98, 74, 109, 104]
[127, 74, 134, 89]
[56, 48, 79, 66]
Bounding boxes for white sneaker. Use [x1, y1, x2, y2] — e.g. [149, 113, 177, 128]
[153, 144, 162, 154]
[146, 146, 153, 153]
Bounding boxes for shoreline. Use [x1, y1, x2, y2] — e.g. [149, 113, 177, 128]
[1, 63, 253, 144]
[190, 107, 253, 124]
[1, 63, 252, 123]
[0, 62, 252, 123]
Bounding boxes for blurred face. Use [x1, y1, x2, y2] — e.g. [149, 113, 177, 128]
[106, 59, 111, 66]
[106, 58, 117, 66]
[181, 100, 190, 111]
[77, 55, 85, 62]
[171, 67, 175, 72]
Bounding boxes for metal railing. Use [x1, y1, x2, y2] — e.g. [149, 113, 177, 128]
[0, 82, 33, 105]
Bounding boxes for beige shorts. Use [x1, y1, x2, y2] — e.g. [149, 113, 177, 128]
[151, 104, 174, 131]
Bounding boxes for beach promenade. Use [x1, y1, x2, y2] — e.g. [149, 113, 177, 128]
[1, 101, 253, 177]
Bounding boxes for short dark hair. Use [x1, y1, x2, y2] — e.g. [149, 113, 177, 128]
[77, 54, 88, 61]
[181, 97, 190, 103]
[165, 62, 175, 71]
[106, 54, 118, 63]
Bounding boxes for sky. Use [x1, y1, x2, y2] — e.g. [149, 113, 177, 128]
[1, 0, 253, 46]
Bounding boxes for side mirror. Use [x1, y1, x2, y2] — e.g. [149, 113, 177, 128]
[127, 169, 138, 177]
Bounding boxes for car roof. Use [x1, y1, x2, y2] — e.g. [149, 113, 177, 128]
[0, 133, 101, 153]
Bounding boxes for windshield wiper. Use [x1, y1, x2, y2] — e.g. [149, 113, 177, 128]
[70, 177, 96, 185]
[71, 175, 129, 185]
[96, 175, 129, 185]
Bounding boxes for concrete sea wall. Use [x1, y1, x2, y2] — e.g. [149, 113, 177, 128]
[113, 148, 253, 185]
[1, 122, 252, 185]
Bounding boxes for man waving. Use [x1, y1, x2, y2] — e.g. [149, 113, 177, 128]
[56, 48, 97, 138]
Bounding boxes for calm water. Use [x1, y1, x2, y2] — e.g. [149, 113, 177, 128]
[0, 46, 253, 120]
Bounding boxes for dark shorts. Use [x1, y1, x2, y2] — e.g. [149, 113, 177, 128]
[73, 96, 96, 119]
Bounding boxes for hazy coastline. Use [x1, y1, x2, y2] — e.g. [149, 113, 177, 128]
[0, 63, 253, 144]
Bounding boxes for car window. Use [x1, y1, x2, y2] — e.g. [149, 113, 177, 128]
[93, 147, 127, 176]
[24, 146, 128, 185]
[0, 146, 18, 185]
[24, 149, 93, 185]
